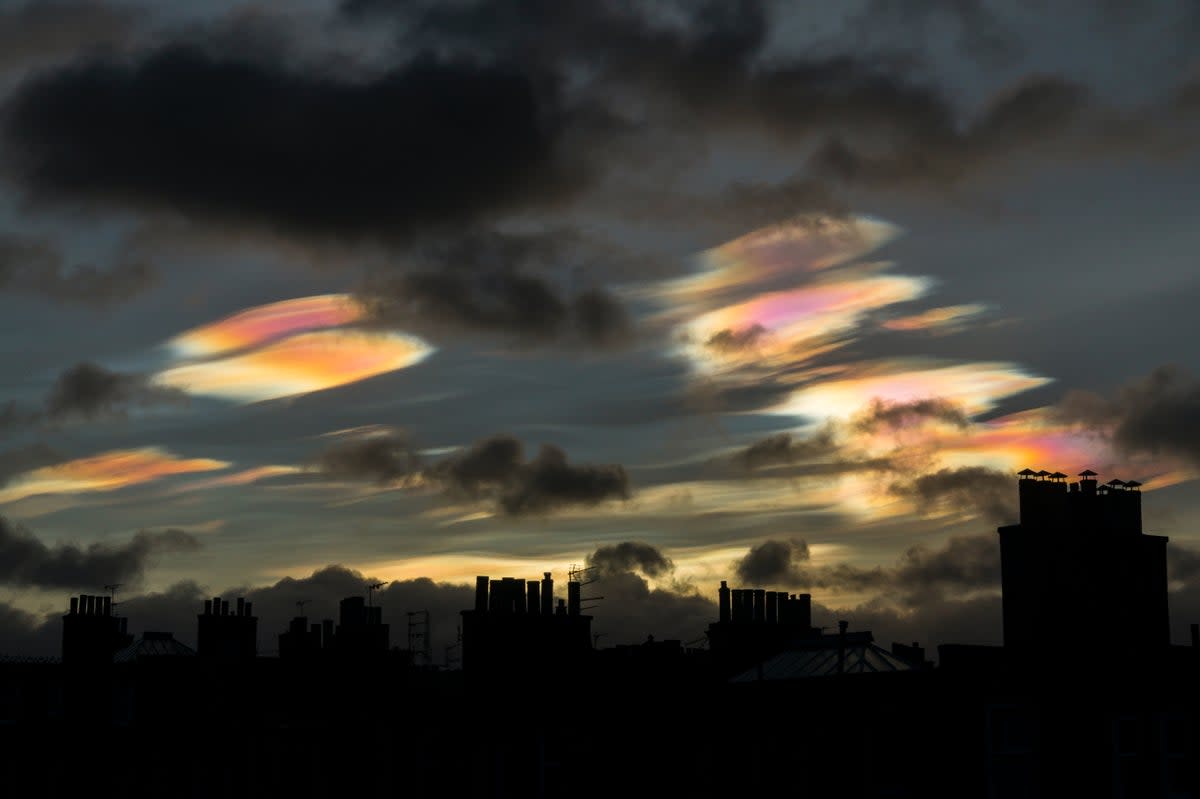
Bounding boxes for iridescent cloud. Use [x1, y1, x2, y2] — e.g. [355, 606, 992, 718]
[0, 448, 230, 504]
[168, 294, 365, 358]
[772, 361, 1051, 420]
[156, 329, 433, 402]
[660, 215, 901, 306]
[683, 274, 930, 370]
[882, 304, 987, 332]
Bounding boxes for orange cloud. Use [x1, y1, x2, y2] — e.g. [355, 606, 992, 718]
[0, 448, 230, 504]
[169, 294, 365, 358]
[156, 329, 433, 402]
[882, 304, 987, 332]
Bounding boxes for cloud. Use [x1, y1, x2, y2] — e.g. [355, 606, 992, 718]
[0, 234, 156, 306]
[1056, 365, 1200, 468]
[889, 466, 1017, 524]
[46, 362, 187, 422]
[1, 45, 584, 243]
[705, 324, 767, 353]
[0, 444, 66, 487]
[312, 432, 631, 515]
[0, 599, 58, 657]
[0, 1, 138, 74]
[497, 444, 631, 515]
[0, 518, 200, 590]
[853, 397, 971, 433]
[355, 230, 638, 349]
[430, 435, 631, 515]
[310, 433, 420, 485]
[587, 541, 674, 578]
[733, 533, 1000, 603]
[360, 271, 631, 348]
[736, 427, 840, 470]
[735, 538, 811, 584]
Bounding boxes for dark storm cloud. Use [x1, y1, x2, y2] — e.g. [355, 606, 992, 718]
[853, 397, 970, 433]
[1056, 365, 1200, 468]
[45, 362, 187, 422]
[588, 541, 674, 578]
[0, 234, 156, 306]
[734, 533, 1000, 602]
[890, 466, 1017, 524]
[1, 46, 580, 242]
[0, 518, 201, 590]
[0, 443, 66, 486]
[310, 433, 420, 485]
[0, 1, 138, 74]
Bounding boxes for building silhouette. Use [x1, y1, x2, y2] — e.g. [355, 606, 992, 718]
[197, 595, 257, 660]
[61, 592, 132, 666]
[2, 469, 1198, 797]
[1000, 469, 1169, 659]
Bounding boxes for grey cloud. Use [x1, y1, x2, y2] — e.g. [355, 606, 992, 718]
[45, 362, 188, 422]
[705, 324, 767, 354]
[0, 234, 156, 306]
[0, 519, 201, 590]
[737, 427, 839, 470]
[890, 466, 1017, 524]
[735, 538, 810, 584]
[734, 533, 1000, 602]
[587, 541, 674, 578]
[0, 599, 58, 657]
[1, 44, 586, 244]
[1055, 365, 1200, 468]
[356, 228, 639, 349]
[313, 432, 631, 516]
[0, 443, 66, 487]
[309, 433, 420, 485]
[0, 1, 138, 74]
[496, 443, 630, 516]
[853, 397, 971, 433]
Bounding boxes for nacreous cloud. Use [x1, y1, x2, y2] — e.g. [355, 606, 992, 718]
[0, 447, 229, 505]
[157, 329, 432, 403]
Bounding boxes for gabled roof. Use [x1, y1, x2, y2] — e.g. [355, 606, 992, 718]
[114, 632, 197, 662]
[730, 633, 913, 682]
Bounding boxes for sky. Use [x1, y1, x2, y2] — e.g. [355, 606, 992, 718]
[2, 0, 1200, 659]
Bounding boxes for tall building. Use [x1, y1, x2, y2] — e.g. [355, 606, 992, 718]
[998, 469, 1169, 658]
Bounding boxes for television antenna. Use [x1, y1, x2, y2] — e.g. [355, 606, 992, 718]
[366, 581, 384, 607]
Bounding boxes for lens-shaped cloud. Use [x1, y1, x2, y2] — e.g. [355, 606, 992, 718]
[882, 304, 987, 332]
[771, 362, 1050, 421]
[683, 274, 930, 370]
[168, 294, 366, 358]
[156, 329, 433, 402]
[0, 447, 230, 504]
[661, 215, 902, 306]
